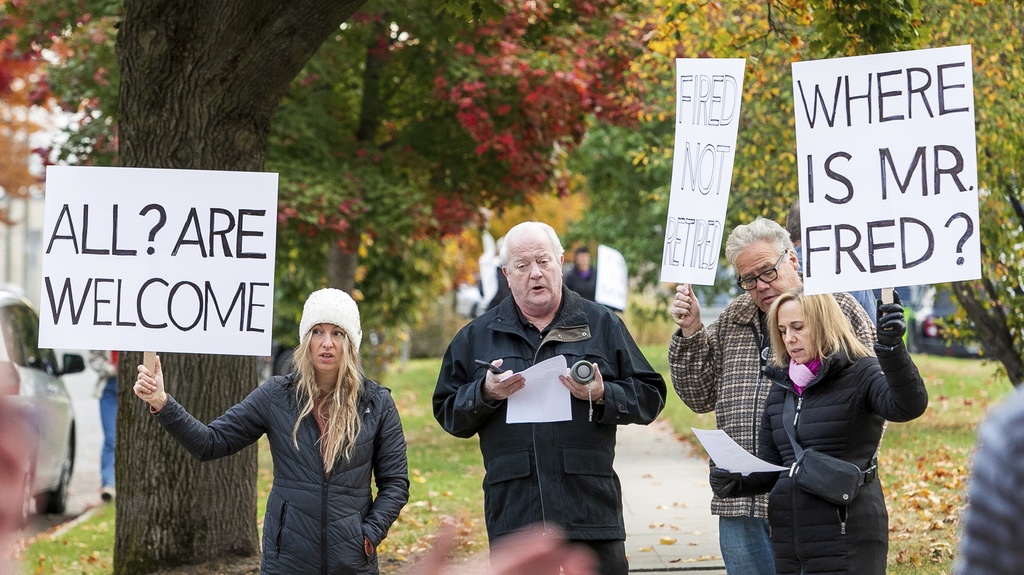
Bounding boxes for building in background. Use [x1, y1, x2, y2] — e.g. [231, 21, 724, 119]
[0, 195, 46, 307]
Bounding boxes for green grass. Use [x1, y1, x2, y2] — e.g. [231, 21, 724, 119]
[21, 502, 116, 574]
[376, 358, 487, 562]
[21, 348, 1015, 574]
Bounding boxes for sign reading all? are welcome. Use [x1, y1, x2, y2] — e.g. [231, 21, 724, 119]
[39, 166, 279, 356]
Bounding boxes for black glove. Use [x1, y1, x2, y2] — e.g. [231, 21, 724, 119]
[709, 467, 745, 498]
[875, 290, 906, 348]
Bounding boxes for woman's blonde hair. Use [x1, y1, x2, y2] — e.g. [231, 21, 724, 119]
[768, 288, 872, 367]
[290, 328, 363, 474]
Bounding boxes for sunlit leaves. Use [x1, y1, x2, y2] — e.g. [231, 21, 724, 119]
[0, 1, 122, 166]
[0, 37, 45, 222]
[923, 1, 1024, 383]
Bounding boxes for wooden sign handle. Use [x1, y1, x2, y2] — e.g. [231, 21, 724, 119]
[880, 287, 894, 304]
[144, 351, 157, 374]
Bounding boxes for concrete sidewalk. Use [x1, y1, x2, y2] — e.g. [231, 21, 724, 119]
[616, 421, 725, 574]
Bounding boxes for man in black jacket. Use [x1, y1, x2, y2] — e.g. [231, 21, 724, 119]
[433, 221, 666, 575]
[564, 246, 597, 302]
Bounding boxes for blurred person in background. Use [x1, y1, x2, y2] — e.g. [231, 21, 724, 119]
[564, 246, 597, 302]
[89, 350, 118, 502]
[0, 398, 35, 575]
[955, 386, 1024, 575]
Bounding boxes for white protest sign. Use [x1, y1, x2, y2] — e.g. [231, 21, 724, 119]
[39, 166, 278, 356]
[660, 57, 746, 286]
[595, 244, 627, 311]
[793, 45, 981, 295]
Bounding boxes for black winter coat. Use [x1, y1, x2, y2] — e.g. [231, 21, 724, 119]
[751, 345, 928, 575]
[154, 376, 410, 575]
[433, 287, 666, 541]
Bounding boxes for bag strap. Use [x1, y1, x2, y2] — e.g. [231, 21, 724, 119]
[782, 392, 804, 459]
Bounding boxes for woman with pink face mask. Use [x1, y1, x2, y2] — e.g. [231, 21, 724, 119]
[709, 288, 928, 575]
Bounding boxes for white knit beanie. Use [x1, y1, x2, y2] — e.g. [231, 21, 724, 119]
[298, 288, 362, 351]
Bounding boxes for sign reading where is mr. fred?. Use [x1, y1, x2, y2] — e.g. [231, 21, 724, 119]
[793, 44, 981, 294]
[39, 166, 279, 356]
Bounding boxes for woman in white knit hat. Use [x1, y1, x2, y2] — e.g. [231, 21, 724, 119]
[133, 288, 409, 575]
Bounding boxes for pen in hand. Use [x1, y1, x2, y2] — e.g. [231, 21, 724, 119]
[474, 359, 504, 374]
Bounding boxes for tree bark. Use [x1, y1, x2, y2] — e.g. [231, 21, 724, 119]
[114, 1, 367, 573]
[115, 353, 260, 574]
[327, 244, 358, 293]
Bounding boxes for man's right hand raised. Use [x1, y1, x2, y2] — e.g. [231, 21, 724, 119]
[671, 284, 703, 337]
[479, 358, 525, 403]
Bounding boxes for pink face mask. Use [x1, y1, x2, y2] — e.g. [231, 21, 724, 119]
[789, 357, 821, 394]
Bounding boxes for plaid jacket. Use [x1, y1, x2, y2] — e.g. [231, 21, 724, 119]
[668, 291, 875, 518]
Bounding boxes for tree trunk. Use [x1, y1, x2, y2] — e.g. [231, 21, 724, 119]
[114, 1, 367, 573]
[324, 16, 388, 295]
[328, 243, 358, 293]
[115, 353, 259, 573]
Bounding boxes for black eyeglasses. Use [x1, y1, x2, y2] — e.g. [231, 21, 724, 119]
[736, 250, 788, 291]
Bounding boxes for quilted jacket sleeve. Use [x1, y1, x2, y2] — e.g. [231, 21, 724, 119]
[153, 386, 269, 461]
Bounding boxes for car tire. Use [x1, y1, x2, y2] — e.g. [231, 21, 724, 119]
[37, 432, 74, 515]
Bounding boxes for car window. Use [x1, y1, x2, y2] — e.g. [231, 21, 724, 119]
[11, 304, 42, 369]
[0, 305, 25, 365]
[39, 347, 59, 375]
[933, 288, 958, 314]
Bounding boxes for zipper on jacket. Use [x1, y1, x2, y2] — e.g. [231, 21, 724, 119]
[276, 501, 289, 552]
[530, 324, 589, 537]
[794, 396, 803, 428]
[321, 479, 329, 575]
[749, 323, 767, 518]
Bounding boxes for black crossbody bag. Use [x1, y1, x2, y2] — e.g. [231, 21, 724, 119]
[783, 393, 877, 506]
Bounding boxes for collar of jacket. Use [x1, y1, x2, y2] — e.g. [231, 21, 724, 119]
[281, 373, 381, 410]
[488, 286, 591, 342]
[720, 291, 761, 327]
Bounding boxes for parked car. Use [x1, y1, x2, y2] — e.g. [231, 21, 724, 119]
[895, 284, 983, 358]
[0, 289, 85, 521]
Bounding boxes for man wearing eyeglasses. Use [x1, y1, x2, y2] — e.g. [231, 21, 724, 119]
[667, 216, 876, 575]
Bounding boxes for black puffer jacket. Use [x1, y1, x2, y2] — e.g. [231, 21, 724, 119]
[154, 376, 409, 575]
[433, 287, 666, 541]
[753, 344, 928, 575]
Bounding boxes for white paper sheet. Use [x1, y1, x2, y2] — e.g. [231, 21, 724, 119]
[506, 355, 571, 424]
[692, 428, 789, 476]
